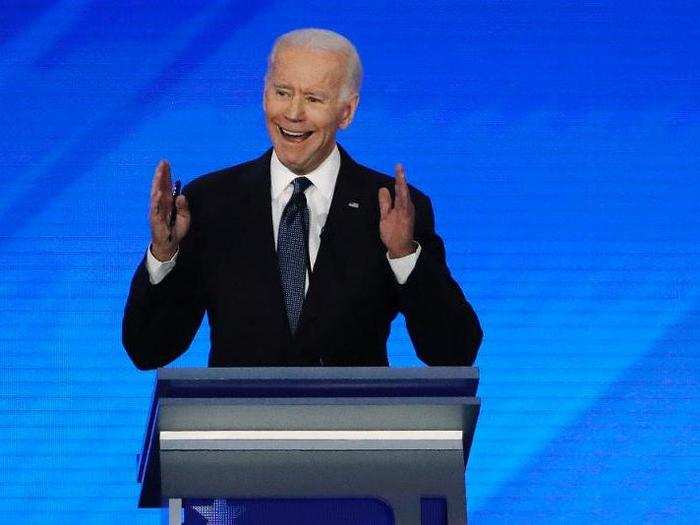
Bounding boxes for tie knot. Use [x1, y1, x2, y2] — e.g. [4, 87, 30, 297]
[292, 177, 312, 196]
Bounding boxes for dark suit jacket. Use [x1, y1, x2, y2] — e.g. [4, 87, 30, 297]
[122, 146, 482, 369]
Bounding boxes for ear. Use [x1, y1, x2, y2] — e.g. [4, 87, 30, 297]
[337, 93, 360, 130]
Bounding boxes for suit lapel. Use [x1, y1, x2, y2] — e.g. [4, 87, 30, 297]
[238, 149, 291, 340]
[297, 146, 369, 338]
[240, 149, 276, 267]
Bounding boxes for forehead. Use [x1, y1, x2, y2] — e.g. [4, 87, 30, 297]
[269, 45, 346, 92]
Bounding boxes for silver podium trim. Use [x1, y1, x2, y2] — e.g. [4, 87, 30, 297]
[160, 430, 463, 451]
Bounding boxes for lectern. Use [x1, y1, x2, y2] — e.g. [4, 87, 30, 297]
[137, 367, 480, 525]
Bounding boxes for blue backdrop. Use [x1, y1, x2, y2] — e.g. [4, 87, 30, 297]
[1, 1, 698, 523]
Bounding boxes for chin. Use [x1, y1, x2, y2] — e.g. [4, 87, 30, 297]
[275, 141, 313, 168]
[277, 151, 311, 174]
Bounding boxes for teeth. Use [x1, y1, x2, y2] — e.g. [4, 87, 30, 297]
[279, 126, 308, 137]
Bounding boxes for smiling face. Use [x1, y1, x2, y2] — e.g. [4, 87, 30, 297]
[263, 45, 359, 174]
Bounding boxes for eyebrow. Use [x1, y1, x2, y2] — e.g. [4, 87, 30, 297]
[272, 83, 328, 98]
[305, 91, 327, 99]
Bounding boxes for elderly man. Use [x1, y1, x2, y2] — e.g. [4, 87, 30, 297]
[122, 28, 482, 369]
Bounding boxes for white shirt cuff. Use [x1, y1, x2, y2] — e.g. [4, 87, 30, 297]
[386, 243, 421, 285]
[145, 244, 178, 285]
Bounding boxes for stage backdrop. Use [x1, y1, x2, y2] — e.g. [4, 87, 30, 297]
[1, 1, 698, 523]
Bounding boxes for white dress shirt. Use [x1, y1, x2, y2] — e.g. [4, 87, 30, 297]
[146, 144, 420, 287]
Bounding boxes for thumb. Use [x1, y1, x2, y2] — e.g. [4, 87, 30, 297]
[173, 194, 191, 239]
[378, 187, 391, 219]
[175, 194, 189, 218]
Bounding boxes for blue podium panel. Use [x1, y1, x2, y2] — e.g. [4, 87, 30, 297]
[183, 498, 395, 525]
[181, 497, 450, 525]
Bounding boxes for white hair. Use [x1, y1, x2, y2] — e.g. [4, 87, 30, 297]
[266, 28, 363, 101]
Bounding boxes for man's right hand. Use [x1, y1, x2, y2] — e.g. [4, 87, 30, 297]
[149, 160, 190, 262]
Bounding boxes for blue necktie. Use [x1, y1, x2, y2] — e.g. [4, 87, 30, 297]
[278, 177, 313, 334]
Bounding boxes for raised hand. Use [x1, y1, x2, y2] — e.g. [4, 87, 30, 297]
[149, 160, 190, 261]
[378, 163, 416, 259]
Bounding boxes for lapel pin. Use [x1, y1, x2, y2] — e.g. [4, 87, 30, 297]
[348, 201, 360, 208]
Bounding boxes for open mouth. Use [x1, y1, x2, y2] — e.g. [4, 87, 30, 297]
[278, 125, 313, 143]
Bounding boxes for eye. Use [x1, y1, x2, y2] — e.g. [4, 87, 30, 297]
[276, 89, 290, 98]
[306, 96, 322, 103]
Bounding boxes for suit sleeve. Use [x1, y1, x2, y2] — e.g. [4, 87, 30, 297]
[398, 191, 483, 366]
[121, 188, 206, 370]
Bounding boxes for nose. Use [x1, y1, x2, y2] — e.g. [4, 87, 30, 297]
[284, 94, 305, 121]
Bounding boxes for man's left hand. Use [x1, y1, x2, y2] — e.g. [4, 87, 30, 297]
[378, 163, 417, 259]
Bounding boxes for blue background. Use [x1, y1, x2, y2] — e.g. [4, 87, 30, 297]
[1, 1, 698, 523]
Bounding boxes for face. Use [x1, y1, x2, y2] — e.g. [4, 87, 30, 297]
[263, 45, 359, 174]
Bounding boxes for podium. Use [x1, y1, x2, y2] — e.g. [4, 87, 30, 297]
[137, 367, 480, 525]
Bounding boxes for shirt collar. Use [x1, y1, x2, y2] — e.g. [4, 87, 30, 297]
[270, 144, 340, 201]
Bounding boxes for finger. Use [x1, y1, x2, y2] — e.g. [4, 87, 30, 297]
[399, 165, 415, 212]
[406, 191, 415, 215]
[152, 160, 172, 201]
[378, 187, 392, 219]
[394, 163, 408, 210]
[151, 161, 171, 216]
[160, 159, 172, 189]
[150, 161, 164, 199]
[150, 189, 162, 219]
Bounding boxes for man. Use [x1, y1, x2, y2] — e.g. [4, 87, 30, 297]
[122, 28, 482, 370]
